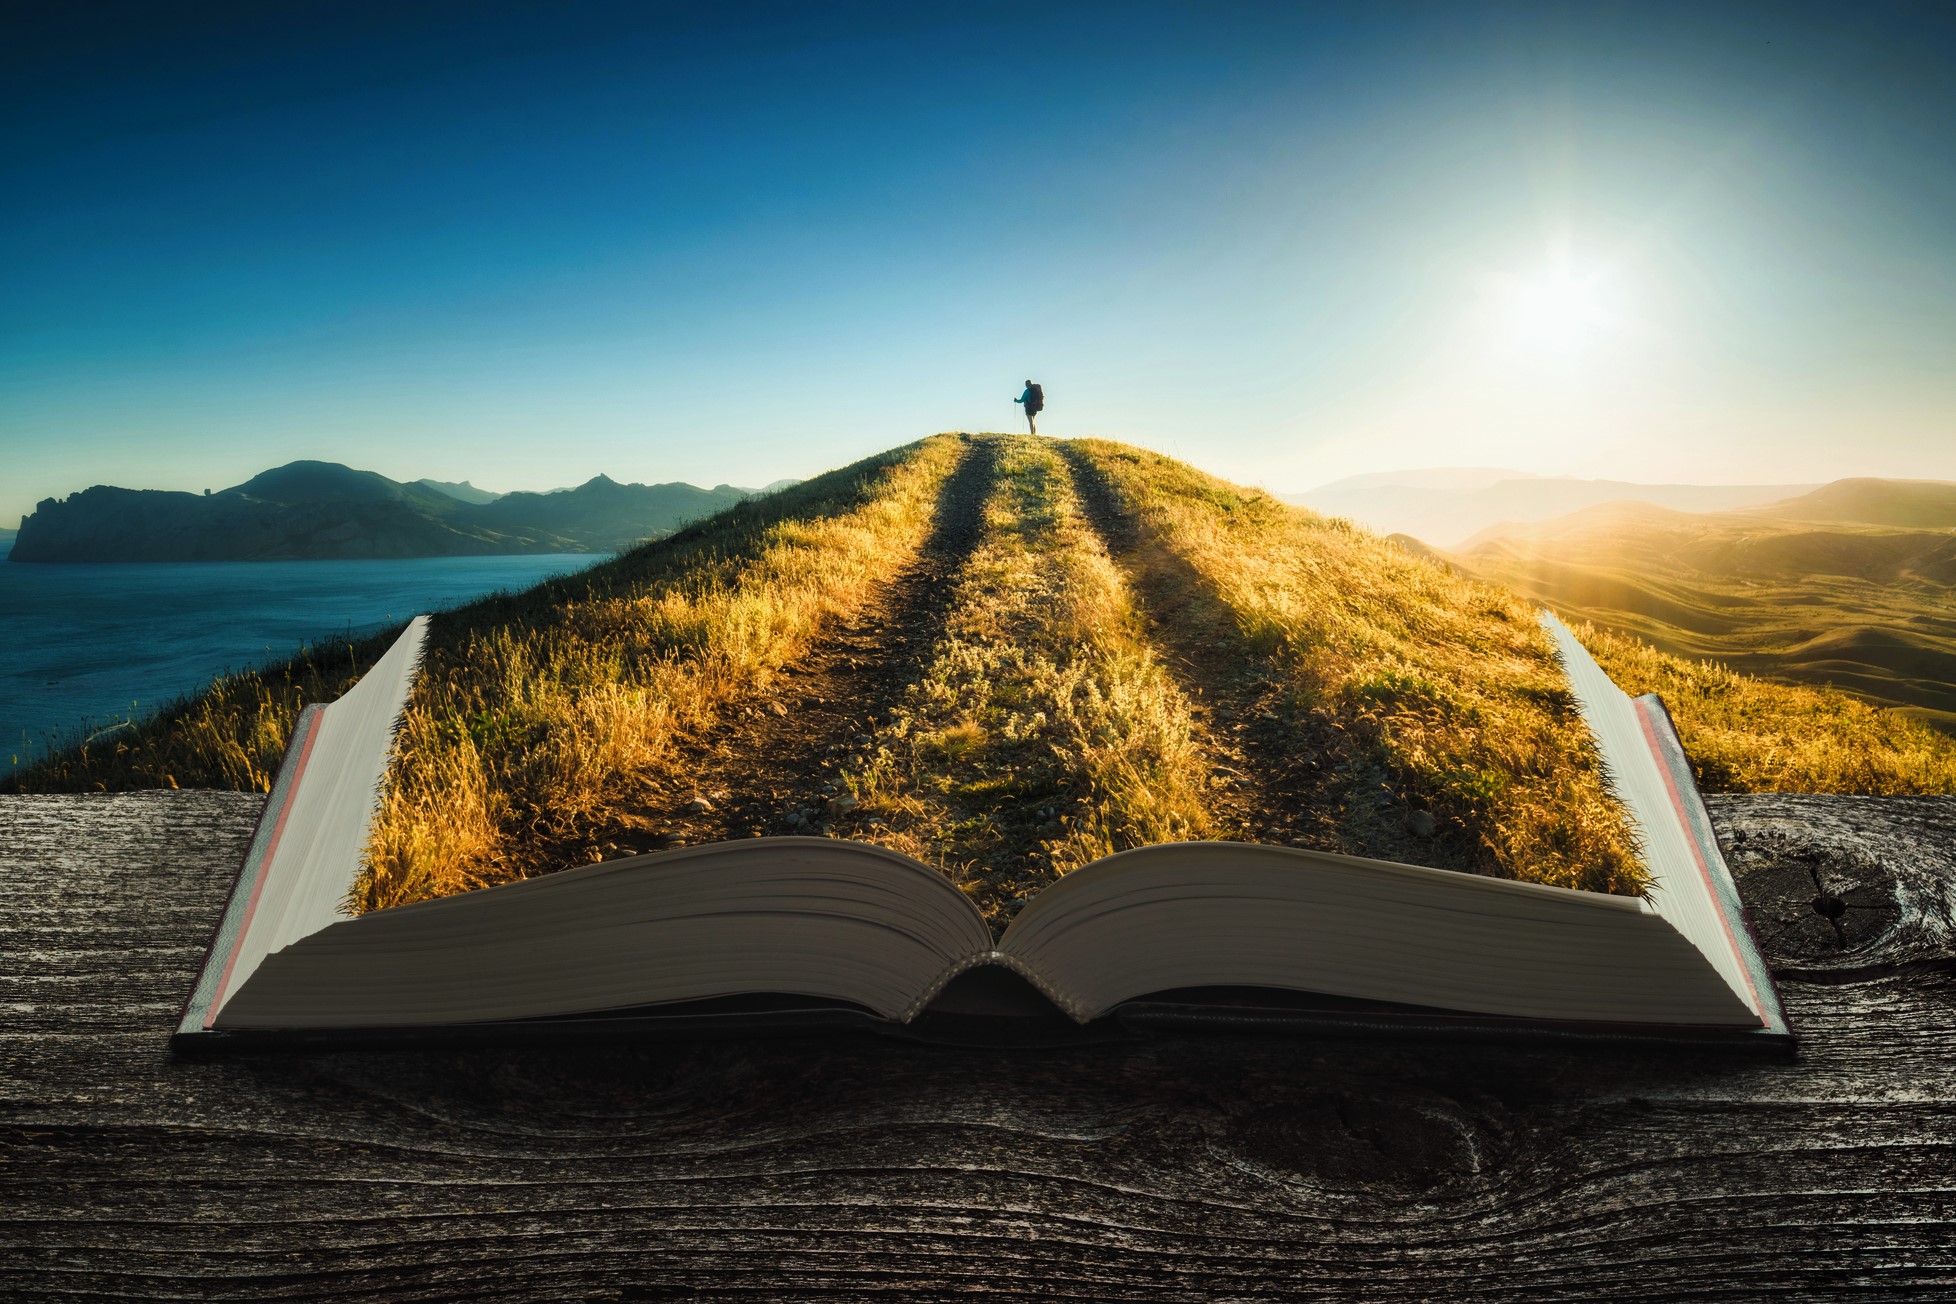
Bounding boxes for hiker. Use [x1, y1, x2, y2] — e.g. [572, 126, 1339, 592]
[1015, 379, 1044, 435]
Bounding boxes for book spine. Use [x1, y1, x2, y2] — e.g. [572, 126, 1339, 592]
[900, 951, 1090, 1024]
[173, 703, 327, 1037]
[1634, 695, 1794, 1041]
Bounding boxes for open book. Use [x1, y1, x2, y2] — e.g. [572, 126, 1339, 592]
[175, 614, 1791, 1052]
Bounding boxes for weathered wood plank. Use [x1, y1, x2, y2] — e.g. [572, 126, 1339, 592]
[2, 791, 1953, 1300]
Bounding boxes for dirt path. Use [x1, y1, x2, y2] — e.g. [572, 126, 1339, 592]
[1057, 443, 1464, 867]
[841, 435, 1215, 928]
[574, 436, 998, 858]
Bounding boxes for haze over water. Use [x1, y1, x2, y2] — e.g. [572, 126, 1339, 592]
[0, 552, 604, 775]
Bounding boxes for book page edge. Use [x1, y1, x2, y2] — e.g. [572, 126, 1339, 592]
[1634, 694, 1793, 1039]
[174, 702, 328, 1037]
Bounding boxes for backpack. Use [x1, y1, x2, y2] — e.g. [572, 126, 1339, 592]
[1026, 383, 1044, 414]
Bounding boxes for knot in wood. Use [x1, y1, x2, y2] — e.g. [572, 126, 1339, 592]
[1225, 1090, 1504, 1195]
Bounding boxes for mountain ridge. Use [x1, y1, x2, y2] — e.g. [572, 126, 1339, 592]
[10, 460, 766, 562]
[1745, 476, 1956, 528]
[415, 478, 503, 505]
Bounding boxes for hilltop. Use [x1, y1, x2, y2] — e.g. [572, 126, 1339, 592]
[11, 437, 1951, 926]
[1448, 478, 1956, 731]
[1749, 476, 1956, 529]
[9, 460, 763, 562]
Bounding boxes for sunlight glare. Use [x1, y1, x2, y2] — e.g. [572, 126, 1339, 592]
[1485, 256, 1617, 355]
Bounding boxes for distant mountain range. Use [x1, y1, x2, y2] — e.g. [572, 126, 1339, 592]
[10, 462, 784, 562]
[1288, 467, 1822, 549]
[413, 478, 503, 505]
[1439, 477, 1956, 732]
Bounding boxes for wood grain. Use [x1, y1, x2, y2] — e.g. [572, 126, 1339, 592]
[3, 791, 1953, 1301]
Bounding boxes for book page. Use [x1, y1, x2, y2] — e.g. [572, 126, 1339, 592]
[997, 840, 1758, 1026]
[197, 616, 428, 1026]
[1541, 613, 1767, 1021]
[214, 837, 994, 1028]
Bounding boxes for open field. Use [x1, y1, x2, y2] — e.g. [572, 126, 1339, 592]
[1444, 483, 1956, 733]
[9, 437, 1952, 916]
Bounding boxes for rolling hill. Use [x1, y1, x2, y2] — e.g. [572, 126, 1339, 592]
[1289, 468, 1819, 548]
[1446, 478, 1956, 731]
[11, 438, 1950, 921]
[1747, 476, 1956, 529]
[10, 461, 758, 561]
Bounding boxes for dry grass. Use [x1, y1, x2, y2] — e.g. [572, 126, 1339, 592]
[1445, 500, 1956, 728]
[23, 431, 1943, 919]
[1578, 622, 1956, 794]
[851, 436, 1214, 924]
[356, 435, 969, 910]
[1066, 439, 1645, 895]
[6, 441, 971, 897]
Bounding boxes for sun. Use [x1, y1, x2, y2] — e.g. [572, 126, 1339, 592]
[1484, 257, 1617, 354]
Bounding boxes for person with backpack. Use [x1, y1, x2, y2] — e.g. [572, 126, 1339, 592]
[1015, 379, 1044, 435]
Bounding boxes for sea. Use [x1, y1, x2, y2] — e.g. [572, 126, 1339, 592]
[0, 548, 607, 775]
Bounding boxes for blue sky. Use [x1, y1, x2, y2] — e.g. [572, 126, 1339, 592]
[4, 1, 1954, 526]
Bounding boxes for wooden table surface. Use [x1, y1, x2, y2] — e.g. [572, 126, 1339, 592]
[2, 790, 1952, 1301]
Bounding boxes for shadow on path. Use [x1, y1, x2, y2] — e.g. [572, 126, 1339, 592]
[1057, 442, 1476, 869]
[586, 435, 1000, 856]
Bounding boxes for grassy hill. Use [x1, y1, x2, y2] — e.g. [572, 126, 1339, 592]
[10, 438, 1952, 925]
[1754, 476, 1956, 529]
[1446, 479, 1956, 732]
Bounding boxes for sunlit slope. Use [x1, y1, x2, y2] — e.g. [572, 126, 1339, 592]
[13, 436, 1950, 922]
[847, 438, 1215, 921]
[1752, 476, 1956, 530]
[1063, 439, 1645, 894]
[1447, 481, 1956, 731]
[6, 437, 963, 803]
[1570, 623, 1955, 795]
[367, 432, 1647, 910]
